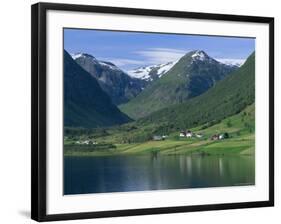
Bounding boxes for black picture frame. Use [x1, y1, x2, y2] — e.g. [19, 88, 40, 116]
[31, 2, 274, 222]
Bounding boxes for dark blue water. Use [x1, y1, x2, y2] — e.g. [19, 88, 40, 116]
[64, 154, 255, 195]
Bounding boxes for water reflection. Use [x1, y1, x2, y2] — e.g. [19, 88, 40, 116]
[64, 154, 255, 195]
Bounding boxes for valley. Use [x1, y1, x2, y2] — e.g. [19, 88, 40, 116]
[64, 49, 255, 158]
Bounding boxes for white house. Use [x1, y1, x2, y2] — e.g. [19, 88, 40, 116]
[180, 130, 193, 137]
[186, 131, 193, 138]
[179, 132, 186, 137]
[83, 140, 90, 144]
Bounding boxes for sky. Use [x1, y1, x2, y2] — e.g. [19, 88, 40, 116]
[64, 28, 255, 71]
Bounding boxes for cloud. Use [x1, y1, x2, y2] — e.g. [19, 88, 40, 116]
[135, 48, 187, 64]
[104, 58, 146, 67]
[148, 48, 188, 54]
[100, 48, 189, 71]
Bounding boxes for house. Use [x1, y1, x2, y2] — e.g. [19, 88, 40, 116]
[179, 130, 193, 138]
[186, 130, 193, 138]
[211, 133, 229, 140]
[82, 140, 90, 145]
[219, 133, 229, 140]
[179, 132, 186, 137]
[196, 133, 203, 138]
[211, 134, 219, 140]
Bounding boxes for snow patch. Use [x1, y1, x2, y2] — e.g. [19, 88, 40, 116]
[71, 53, 97, 61]
[191, 51, 207, 61]
[127, 66, 152, 80]
[71, 53, 85, 60]
[99, 61, 121, 71]
[127, 61, 177, 81]
[157, 61, 177, 77]
[216, 58, 246, 67]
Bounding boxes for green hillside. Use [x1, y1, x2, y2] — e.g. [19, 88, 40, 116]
[119, 50, 236, 119]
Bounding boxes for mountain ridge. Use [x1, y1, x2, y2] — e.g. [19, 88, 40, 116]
[72, 53, 146, 105]
[64, 50, 132, 128]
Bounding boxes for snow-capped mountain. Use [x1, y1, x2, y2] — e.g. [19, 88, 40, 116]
[71, 53, 122, 71]
[127, 61, 177, 81]
[126, 50, 240, 82]
[70, 50, 241, 109]
[71, 52, 146, 105]
[120, 50, 238, 119]
[184, 50, 245, 67]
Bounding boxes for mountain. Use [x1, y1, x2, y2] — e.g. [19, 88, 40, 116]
[119, 50, 237, 119]
[137, 52, 255, 131]
[72, 53, 146, 105]
[127, 61, 178, 81]
[64, 50, 131, 128]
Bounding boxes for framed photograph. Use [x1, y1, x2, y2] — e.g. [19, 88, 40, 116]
[31, 2, 274, 222]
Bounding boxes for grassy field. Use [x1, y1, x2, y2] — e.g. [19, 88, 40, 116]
[64, 134, 254, 157]
[64, 104, 255, 157]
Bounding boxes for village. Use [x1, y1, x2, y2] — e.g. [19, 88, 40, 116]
[153, 130, 229, 141]
[70, 130, 230, 145]
[75, 139, 98, 145]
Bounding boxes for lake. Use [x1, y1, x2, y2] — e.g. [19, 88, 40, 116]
[64, 154, 255, 195]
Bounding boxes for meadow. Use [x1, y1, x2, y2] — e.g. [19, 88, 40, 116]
[64, 104, 254, 157]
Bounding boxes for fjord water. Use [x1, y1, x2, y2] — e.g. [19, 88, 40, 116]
[64, 155, 255, 195]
